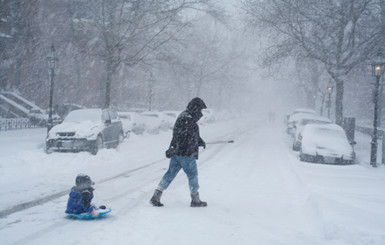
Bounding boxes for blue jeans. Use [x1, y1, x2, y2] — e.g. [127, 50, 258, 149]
[158, 155, 199, 194]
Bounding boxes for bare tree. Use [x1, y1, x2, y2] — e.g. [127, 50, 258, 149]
[164, 14, 240, 104]
[0, 0, 32, 91]
[71, 0, 214, 108]
[242, 0, 384, 125]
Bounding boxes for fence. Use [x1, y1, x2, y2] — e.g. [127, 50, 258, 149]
[0, 118, 38, 131]
[356, 125, 384, 138]
[356, 124, 385, 165]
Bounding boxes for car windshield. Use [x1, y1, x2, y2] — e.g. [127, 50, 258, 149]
[64, 109, 101, 123]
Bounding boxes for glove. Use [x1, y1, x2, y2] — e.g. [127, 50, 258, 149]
[201, 141, 206, 149]
[99, 205, 106, 210]
[166, 147, 177, 158]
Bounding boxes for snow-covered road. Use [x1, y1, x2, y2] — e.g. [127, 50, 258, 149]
[1, 118, 385, 245]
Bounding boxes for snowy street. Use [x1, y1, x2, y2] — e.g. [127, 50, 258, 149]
[1, 118, 385, 245]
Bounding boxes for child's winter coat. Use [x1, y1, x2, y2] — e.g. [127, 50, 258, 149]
[66, 174, 96, 214]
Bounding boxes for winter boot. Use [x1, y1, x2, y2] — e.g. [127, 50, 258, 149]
[190, 192, 207, 207]
[150, 189, 164, 207]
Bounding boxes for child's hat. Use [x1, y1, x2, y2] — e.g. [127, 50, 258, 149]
[75, 174, 95, 187]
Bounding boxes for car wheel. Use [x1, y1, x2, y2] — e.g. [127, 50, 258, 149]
[300, 151, 313, 162]
[91, 135, 103, 155]
[292, 142, 299, 151]
[344, 160, 354, 165]
[299, 152, 306, 162]
[45, 144, 53, 154]
[115, 132, 124, 148]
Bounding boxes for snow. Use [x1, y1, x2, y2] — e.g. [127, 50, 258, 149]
[0, 31, 11, 39]
[1, 117, 385, 244]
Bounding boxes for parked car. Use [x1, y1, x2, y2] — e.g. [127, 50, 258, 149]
[291, 108, 316, 115]
[159, 111, 178, 127]
[140, 111, 174, 134]
[54, 103, 84, 119]
[163, 110, 180, 119]
[200, 109, 216, 124]
[286, 111, 317, 136]
[285, 108, 316, 125]
[28, 108, 61, 127]
[46, 108, 124, 155]
[117, 111, 146, 135]
[299, 123, 356, 164]
[292, 116, 332, 151]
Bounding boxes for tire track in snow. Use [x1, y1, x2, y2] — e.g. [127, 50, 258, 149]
[102, 122, 254, 214]
[0, 158, 166, 218]
[1, 121, 251, 245]
[3, 121, 256, 244]
[195, 121, 327, 242]
[256, 123, 327, 241]
[0, 120, 251, 218]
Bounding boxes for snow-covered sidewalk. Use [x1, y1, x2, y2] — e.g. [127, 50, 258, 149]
[1, 118, 385, 244]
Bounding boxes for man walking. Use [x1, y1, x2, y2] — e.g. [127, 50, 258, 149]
[150, 97, 208, 207]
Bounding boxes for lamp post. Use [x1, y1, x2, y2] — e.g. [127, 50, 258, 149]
[313, 94, 317, 111]
[370, 53, 385, 167]
[46, 44, 58, 134]
[327, 85, 333, 119]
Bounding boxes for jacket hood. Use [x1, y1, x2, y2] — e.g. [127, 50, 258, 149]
[187, 97, 207, 121]
[74, 174, 94, 191]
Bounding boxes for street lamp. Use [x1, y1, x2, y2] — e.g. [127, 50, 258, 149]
[370, 53, 385, 167]
[313, 94, 317, 111]
[46, 44, 58, 134]
[327, 85, 333, 119]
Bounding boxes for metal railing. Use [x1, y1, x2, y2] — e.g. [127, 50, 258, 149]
[356, 125, 384, 138]
[0, 118, 39, 131]
[356, 124, 385, 165]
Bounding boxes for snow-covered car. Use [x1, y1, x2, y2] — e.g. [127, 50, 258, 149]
[117, 111, 146, 135]
[200, 109, 215, 124]
[162, 110, 181, 127]
[46, 108, 124, 155]
[285, 108, 316, 124]
[300, 123, 356, 164]
[292, 116, 332, 151]
[28, 108, 61, 127]
[54, 103, 84, 119]
[286, 110, 317, 136]
[163, 110, 180, 119]
[140, 111, 174, 134]
[292, 108, 316, 115]
[159, 111, 178, 127]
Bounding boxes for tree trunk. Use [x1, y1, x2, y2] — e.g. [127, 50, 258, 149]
[68, 6, 82, 102]
[104, 63, 112, 109]
[320, 94, 325, 116]
[378, 0, 385, 126]
[335, 79, 344, 125]
[12, 56, 21, 89]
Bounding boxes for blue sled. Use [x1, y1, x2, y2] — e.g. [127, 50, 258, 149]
[65, 208, 111, 219]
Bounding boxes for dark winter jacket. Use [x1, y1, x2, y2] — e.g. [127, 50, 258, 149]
[169, 97, 207, 159]
[66, 186, 95, 214]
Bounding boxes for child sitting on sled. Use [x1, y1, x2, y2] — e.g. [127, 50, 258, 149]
[66, 174, 106, 217]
